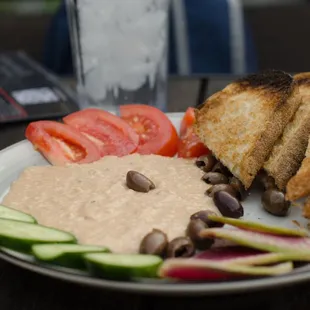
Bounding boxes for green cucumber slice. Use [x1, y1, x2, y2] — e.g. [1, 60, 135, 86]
[84, 253, 163, 280]
[0, 204, 36, 223]
[0, 218, 76, 253]
[32, 244, 110, 269]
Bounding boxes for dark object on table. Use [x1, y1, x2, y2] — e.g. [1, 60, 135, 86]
[0, 51, 79, 124]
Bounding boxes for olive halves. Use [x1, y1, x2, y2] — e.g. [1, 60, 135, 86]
[186, 219, 214, 250]
[213, 191, 244, 219]
[212, 162, 232, 177]
[202, 172, 229, 185]
[190, 210, 224, 228]
[166, 237, 195, 258]
[257, 172, 277, 191]
[195, 154, 217, 172]
[126, 171, 155, 193]
[262, 189, 290, 217]
[229, 176, 248, 201]
[206, 184, 238, 199]
[139, 229, 168, 257]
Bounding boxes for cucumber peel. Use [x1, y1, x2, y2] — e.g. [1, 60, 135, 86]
[32, 244, 110, 269]
[207, 214, 308, 237]
[0, 204, 36, 223]
[84, 253, 163, 280]
[0, 218, 76, 253]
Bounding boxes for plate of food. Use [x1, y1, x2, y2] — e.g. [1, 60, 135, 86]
[1, 70, 310, 296]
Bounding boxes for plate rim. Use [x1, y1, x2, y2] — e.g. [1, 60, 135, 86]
[1, 113, 310, 295]
[2, 249, 310, 296]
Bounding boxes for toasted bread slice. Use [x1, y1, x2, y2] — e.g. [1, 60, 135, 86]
[303, 197, 310, 219]
[264, 73, 310, 190]
[286, 135, 310, 201]
[194, 70, 301, 189]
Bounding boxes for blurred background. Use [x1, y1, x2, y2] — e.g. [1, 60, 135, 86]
[1, 0, 310, 78]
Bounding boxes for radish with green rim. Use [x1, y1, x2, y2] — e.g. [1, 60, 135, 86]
[159, 260, 293, 280]
[32, 244, 110, 269]
[0, 204, 36, 223]
[84, 253, 163, 280]
[201, 228, 310, 256]
[0, 218, 76, 252]
[159, 246, 297, 281]
[207, 214, 308, 237]
[194, 246, 297, 266]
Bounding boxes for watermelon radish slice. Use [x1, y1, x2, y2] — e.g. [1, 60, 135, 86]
[159, 260, 293, 281]
[207, 215, 308, 237]
[195, 247, 300, 266]
[195, 246, 264, 261]
[201, 228, 310, 257]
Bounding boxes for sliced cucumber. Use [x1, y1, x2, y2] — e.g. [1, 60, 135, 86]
[0, 218, 76, 253]
[0, 204, 36, 223]
[32, 244, 110, 269]
[84, 253, 163, 280]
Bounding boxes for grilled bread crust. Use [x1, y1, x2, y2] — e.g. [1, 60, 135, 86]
[194, 70, 301, 189]
[264, 73, 310, 190]
[286, 143, 310, 201]
[303, 196, 310, 219]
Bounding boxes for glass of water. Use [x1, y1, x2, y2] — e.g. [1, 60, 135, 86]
[66, 0, 170, 112]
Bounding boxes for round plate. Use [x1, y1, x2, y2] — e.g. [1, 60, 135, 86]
[0, 112, 309, 296]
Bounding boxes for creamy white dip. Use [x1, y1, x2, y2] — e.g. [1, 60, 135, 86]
[2, 154, 220, 253]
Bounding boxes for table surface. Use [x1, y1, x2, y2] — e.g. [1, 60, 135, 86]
[1, 76, 310, 310]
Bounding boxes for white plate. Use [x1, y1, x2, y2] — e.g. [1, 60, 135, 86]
[0, 112, 309, 296]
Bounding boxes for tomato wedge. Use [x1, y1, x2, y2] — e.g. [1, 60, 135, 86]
[120, 104, 178, 157]
[63, 108, 139, 157]
[177, 107, 210, 158]
[25, 121, 101, 165]
[180, 107, 196, 137]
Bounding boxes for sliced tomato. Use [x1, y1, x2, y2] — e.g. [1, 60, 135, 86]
[63, 108, 139, 157]
[120, 104, 178, 157]
[177, 107, 210, 158]
[180, 107, 196, 137]
[25, 121, 101, 165]
[177, 127, 210, 158]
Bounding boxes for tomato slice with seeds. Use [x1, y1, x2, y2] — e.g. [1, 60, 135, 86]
[177, 127, 210, 158]
[177, 107, 210, 158]
[63, 108, 139, 157]
[120, 104, 178, 157]
[25, 121, 101, 165]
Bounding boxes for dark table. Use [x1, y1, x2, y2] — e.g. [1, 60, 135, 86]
[1, 76, 310, 310]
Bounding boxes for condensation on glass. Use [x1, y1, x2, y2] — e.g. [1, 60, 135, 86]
[66, 0, 170, 112]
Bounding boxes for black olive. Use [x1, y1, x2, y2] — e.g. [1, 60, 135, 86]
[186, 219, 214, 250]
[126, 171, 155, 193]
[257, 172, 277, 190]
[261, 189, 290, 217]
[206, 184, 238, 199]
[139, 229, 168, 257]
[166, 237, 195, 258]
[190, 210, 224, 228]
[213, 191, 244, 219]
[229, 176, 248, 201]
[212, 162, 232, 176]
[195, 154, 217, 172]
[202, 172, 229, 185]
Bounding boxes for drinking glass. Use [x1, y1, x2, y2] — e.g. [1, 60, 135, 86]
[66, 0, 170, 112]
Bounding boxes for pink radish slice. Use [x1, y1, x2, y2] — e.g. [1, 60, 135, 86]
[159, 247, 285, 281]
[159, 260, 293, 281]
[207, 215, 308, 237]
[201, 228, 310, 255]
[195, 246, 264, 260]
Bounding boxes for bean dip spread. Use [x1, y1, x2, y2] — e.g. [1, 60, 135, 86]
[2, 154, 220, 253]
